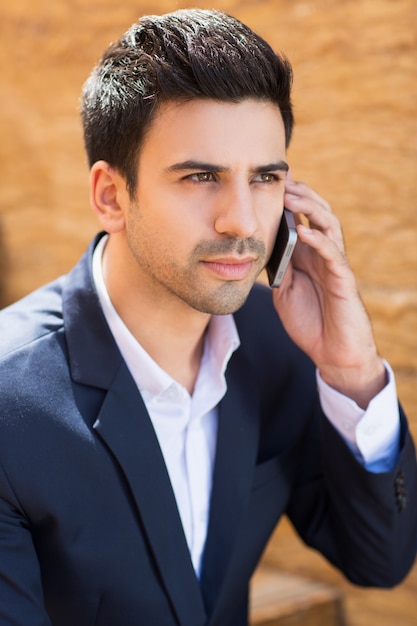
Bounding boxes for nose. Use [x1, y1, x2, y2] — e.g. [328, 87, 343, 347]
[214, 182, 258, 239]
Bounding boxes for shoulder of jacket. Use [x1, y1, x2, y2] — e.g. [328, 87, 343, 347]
[0, 277, 65, 360]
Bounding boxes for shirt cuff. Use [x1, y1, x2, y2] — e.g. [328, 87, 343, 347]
[316, 361, 400, 473]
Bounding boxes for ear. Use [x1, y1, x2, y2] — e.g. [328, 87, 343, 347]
[89, 161, 129, 233]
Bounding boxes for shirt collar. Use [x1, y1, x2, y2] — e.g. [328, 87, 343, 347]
[92, 235, 240, 401]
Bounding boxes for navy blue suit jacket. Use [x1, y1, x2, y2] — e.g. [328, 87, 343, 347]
[0, 234, 416, 625]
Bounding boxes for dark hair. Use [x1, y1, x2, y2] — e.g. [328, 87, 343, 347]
[81, 9, 294, 196]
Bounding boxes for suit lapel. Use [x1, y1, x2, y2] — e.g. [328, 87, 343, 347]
[62, 238, 206, 626]
[93, 365, 206, 626]
[200, 350, 260, 618]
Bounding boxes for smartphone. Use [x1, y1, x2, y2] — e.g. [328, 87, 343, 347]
[266, 208, 298, 288]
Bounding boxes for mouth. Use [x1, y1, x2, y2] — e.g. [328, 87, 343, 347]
[200, 257, 257, 280]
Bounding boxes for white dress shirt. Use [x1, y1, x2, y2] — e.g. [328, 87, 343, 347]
[92, 235, 400, 576]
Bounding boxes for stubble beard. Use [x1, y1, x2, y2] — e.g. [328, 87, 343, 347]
[128, 231, 266, 316]
[185, 238, 266, 314]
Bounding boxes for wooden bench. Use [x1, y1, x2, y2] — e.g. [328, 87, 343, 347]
[250, 564, 346, 626]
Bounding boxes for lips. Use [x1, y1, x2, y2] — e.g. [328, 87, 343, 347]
[201, 257, 256, 280]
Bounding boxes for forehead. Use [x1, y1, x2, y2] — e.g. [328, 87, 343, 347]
[139, 98, 287, 167]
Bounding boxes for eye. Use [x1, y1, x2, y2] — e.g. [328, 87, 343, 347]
[252, 172, 281, 184]
[186, 171, 217, 183]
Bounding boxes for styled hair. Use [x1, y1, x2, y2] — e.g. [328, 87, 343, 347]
[80, 9, 294, 196]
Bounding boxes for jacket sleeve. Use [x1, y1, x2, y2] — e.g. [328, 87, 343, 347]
[286, 406, 417, 587]
[0, 463, 52, 626]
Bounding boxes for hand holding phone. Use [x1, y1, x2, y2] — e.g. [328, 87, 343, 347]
[266, 209, 297, 288]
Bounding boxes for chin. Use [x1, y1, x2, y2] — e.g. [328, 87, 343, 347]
[192, 283, 253, 315]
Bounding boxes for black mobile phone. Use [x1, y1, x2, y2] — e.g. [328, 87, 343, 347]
[266, 209, 297, 288]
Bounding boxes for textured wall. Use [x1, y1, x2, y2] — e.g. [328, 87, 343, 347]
[1, 0, 416, 568]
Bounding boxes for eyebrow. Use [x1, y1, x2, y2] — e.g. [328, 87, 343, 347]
[165, 159, 289, 174]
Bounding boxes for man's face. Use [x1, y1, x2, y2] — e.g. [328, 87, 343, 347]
[124, 98, 288, 315]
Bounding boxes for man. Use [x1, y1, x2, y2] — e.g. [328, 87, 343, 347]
[0, 8, 416, 626]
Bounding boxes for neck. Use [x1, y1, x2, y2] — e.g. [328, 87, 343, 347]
[102, 234, 211, 394]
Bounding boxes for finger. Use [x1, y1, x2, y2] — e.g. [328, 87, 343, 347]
[285, 180, 332, 213]
[285, 193, 344, 249]
[296, 224, 351, 278]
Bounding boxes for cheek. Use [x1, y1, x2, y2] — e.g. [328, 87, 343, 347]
[260, 211, 282, 257]
[128, 207, 195, 267]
